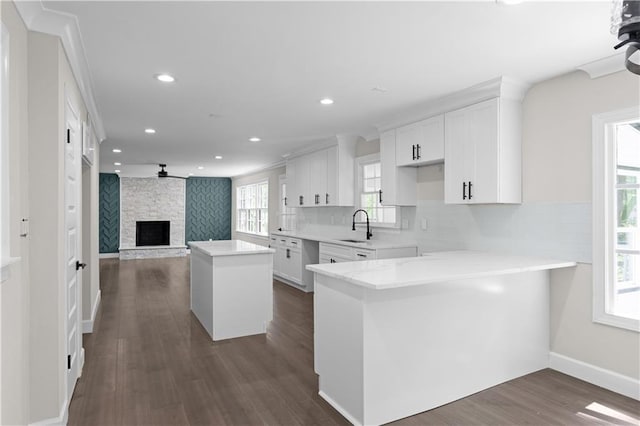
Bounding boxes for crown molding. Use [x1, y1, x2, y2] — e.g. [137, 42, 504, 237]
[376, 76, 530, 133]
[577, 52, 626, 79]
[14, 0, 106, 142]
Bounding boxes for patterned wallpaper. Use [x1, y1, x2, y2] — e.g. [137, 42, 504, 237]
[185, 177, 232, 243]
[99, 173, 120, 253]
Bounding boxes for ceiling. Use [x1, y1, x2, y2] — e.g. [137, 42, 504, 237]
[43, 1, 617, 178]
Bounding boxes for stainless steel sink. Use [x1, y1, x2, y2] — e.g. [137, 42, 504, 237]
[338, 239, 367, 244]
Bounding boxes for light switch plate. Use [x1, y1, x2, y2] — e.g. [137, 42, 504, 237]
[421, 218, 428, 230]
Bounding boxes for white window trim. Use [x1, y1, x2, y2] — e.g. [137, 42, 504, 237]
[235, 180, 269, 237]
[0, 22, 19, 284]
[355, 153, 400, 229]
[592, 106, 640, 332]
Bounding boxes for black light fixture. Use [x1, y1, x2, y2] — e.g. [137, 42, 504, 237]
[612, 0, 640, 75]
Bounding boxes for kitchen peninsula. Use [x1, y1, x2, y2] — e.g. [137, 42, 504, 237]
[307, 251, 577, 426]
[189, 240, 274, 341]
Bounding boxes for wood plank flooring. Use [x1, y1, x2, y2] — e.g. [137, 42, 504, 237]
[68, 257, 640, 426]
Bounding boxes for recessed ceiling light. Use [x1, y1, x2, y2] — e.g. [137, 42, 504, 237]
[155, 73, 175, 83]
[114, 169, 121, 173]
[249, 137, 261, 142]
[112, 148, 122, 153]
[197, 166, 204, 170]
[144, 128, 156, 134]
[320, 98, 334, 105]
[215, 156, 223, 160]
[114, 162, 121, 166]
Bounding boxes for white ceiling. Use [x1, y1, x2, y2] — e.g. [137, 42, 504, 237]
[44, 1, 617, 178]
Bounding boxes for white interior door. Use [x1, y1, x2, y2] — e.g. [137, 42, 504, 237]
[64, 93, 82, 400]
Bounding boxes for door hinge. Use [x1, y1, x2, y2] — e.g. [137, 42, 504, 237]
[66, 129, 71, 144]
[67, 354, 71, 370]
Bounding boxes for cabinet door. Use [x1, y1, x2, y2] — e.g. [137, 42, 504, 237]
[287, 249, 302, 284]
[444, 107, 471, 204]
[395, 115, 444, 167]
[308, 149, 328, 206]
[467, 98, 499, 204]
[325, 146, 338, 206]
[380, 130, 416, 206]
[417, 114, 444, 164]
[395, 123, 421, 166]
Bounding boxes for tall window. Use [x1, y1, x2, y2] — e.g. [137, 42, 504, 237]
[593, 108, 640, 332]
[357, 154, 397, 226]
[236, 181, 269, 236]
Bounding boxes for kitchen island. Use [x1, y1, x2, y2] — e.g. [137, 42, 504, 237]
[307, 251, 576, 426]
[189, 240, 274, 341]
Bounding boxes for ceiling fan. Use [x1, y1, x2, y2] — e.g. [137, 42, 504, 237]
[157, 164, 186, 179]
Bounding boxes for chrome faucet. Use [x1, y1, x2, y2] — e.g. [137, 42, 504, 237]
[352, 209, 373, 240]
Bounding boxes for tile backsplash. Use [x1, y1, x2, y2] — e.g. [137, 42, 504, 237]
[294, 200, 591, 263]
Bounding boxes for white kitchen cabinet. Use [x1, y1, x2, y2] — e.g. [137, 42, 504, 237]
[380, 130, 417, 206]
[318, 242, 416, 264]
[395, 114, 445, 167]
[444, 97, 521, 204]
[271, 234, 318, 292]
[286, 135, 357, 208]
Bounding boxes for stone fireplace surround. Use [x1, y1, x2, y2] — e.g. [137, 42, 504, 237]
[119, 177, 187, 260]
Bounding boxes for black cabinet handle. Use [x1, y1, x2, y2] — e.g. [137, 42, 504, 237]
[75, 261, 87, 271]
[468, 181, 473, 200]
[412, 144, 416, 160]
[286, 248, 290, 259]
[284, 197, 287, 206]
[462, 182, 467, 200]
[326, 193, 329, 204]
[378, 189, 383, 203]
[299, 195, 303, 206]
[416, 144, 421, 160]
[330, 258, 335, 263]
[314, 194, 318, 205]
[356, 253, 366, 258]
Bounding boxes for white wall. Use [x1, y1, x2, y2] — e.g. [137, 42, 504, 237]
[523, 70, 640, 379]
[1, 2, 29, 424]
[28, 30, 89, 423]
[231, 165, 285, 246]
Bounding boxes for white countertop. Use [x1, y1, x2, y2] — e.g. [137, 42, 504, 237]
[271, 231, 417, 250]
[306, 250, 577, 290]
[189, 240, 275, 257]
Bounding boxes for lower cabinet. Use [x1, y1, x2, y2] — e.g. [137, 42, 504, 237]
[319, 242, 417, 264]
[271, 235, 317, 293]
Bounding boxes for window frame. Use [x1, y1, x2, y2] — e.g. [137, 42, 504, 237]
[235, 180, 269, 237]
[1, 22, 13, 283]
[355, 153, 399, 229]
[592, 106, 640, 332]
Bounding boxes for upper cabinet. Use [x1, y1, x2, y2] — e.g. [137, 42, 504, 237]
[395, 114, 445, 167]
[286, 135, 358, 208]
[380, 130, 417, 206]
[444, 97, 522, 204]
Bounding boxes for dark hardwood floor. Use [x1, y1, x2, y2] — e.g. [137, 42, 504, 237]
[68, 257, 640, 426]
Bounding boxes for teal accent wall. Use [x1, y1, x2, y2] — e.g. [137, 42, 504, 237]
[99, 173, 120, 253]
[186, 177, 232, 243]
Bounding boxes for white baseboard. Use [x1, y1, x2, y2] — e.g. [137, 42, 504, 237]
[99, 252, 119, 259]
[549, 352, 640, 401]
[82, 290, 101, 334]
[318, 390, 362, 426]
[29, 397, 68, 426]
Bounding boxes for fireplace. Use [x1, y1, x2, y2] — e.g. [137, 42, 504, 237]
[136, 221, 170, 246]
